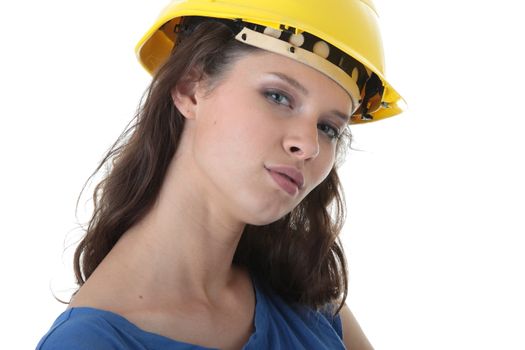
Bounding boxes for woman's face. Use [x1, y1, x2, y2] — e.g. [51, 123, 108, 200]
[176, 50, 352, 225]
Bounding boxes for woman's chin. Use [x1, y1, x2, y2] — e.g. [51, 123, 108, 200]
[242, 208, 293, 227]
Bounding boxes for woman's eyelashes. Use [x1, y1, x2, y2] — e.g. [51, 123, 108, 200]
[262, 88, 342, 140]
[264, 89, 293, 108]
[318, 122, 341, 140]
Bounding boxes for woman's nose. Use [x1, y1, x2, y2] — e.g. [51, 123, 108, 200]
[283, 121, 320, 160]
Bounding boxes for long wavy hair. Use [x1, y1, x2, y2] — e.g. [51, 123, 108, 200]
[73, 20, 349, 312]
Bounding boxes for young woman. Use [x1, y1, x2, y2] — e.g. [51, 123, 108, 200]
[37, 0, 403, 349]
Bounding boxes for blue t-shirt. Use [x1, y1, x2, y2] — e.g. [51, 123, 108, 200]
[37, 277, 344, 349]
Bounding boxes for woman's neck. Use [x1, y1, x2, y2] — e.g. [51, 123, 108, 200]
[71, 153, 249, 309]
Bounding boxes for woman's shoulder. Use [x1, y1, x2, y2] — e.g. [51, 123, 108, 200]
[339, 304, 374, 350]
[36, 307, 146, 350]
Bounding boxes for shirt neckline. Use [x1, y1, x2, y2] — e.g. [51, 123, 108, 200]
[66, 273, 264, 349]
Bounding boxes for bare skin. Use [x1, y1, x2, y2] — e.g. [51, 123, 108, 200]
[70, 51, 371, 349]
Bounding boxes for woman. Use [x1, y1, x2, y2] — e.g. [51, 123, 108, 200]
[37, 0, 404, 349]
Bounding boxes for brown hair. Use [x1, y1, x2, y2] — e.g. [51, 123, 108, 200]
[74, 20, 349, 312]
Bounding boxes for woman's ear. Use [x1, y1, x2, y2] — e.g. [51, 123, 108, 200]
[170, 68, 203, 120]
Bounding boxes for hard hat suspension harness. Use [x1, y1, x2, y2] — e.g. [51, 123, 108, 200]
[175, 16, 385, 121]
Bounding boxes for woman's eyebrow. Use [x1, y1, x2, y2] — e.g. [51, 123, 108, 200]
[267, 71, 353, 121]
[331, 110, 351, 124]
[267, 72, 309, 96]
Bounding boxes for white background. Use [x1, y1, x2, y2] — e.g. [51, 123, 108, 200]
[1, 1, 524, 349]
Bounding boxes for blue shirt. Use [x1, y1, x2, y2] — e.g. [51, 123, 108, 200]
[37, 277, 345, 349]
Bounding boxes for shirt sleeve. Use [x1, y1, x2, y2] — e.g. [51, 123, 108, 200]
[36, 310, 129, 350]
[319, 303, 344, 340]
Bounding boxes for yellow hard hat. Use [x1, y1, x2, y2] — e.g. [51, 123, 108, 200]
[136, 0, 405, 123]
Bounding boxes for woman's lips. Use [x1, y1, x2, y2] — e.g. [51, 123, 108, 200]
[265, 166, 304, 196]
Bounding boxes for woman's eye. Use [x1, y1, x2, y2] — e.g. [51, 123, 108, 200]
[264, 90, 292, 108]
[318, 123, 341, 140]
